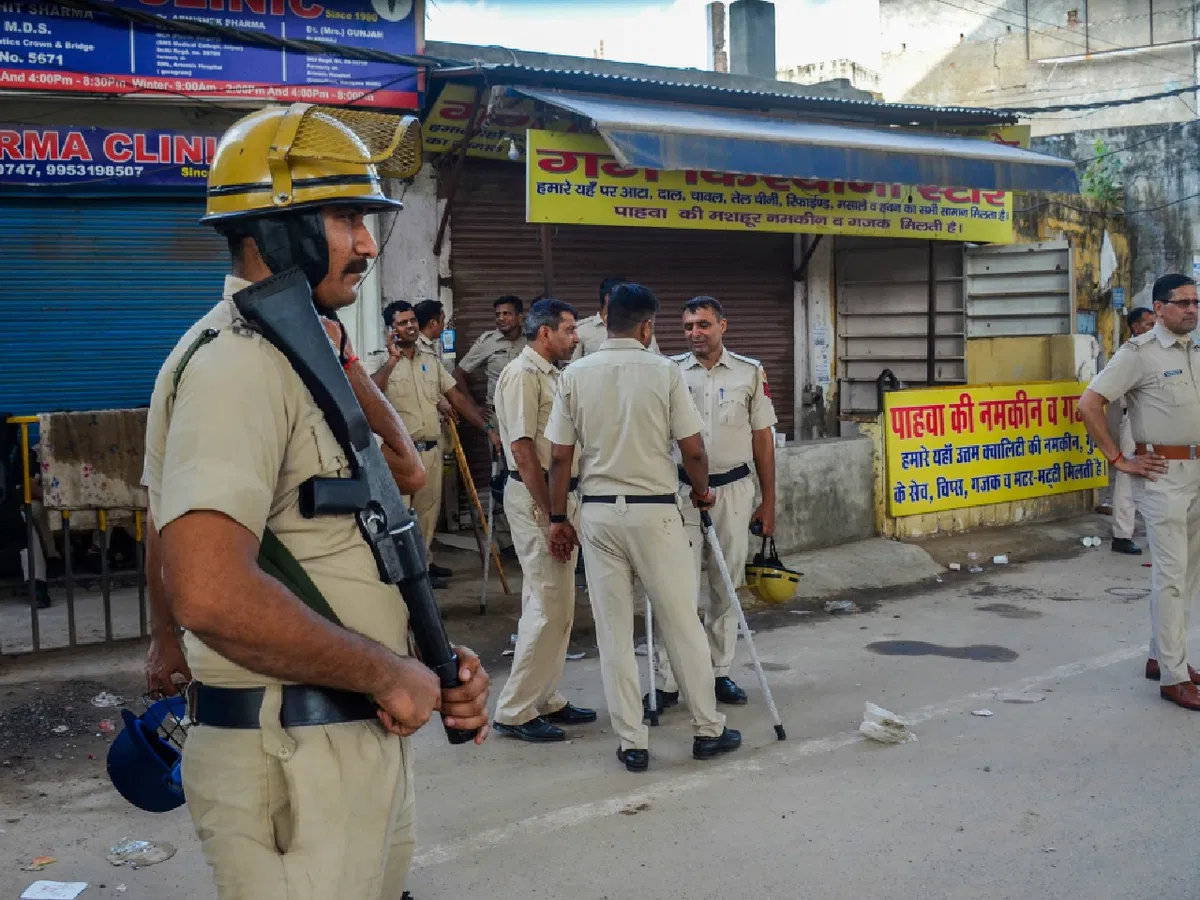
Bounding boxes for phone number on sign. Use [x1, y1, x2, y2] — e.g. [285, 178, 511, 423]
[42, 164, 147, 177]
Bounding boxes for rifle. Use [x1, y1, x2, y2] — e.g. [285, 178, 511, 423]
[233, 268, 476, 746]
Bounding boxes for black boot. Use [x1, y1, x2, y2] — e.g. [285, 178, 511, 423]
[693, 727, 742, 760]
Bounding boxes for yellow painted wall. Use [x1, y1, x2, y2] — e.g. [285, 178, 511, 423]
[861, 418, 1098, 539]
[965, 334, 1079, 384]
[1015, 195, 1133, 359]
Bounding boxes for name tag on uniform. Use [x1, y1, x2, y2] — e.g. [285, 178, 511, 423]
[1164, 369, 1184, 377]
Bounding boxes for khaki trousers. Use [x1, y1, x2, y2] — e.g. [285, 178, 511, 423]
[1133, 460, 1200, 686]
[660, 476, 756, 691]
[494, 480, 578, 726]
[409, 444, 443, 555]
[1112, 415, 1137, 541]
[182, 692, 415, 900]
[580, 500, 725, 751]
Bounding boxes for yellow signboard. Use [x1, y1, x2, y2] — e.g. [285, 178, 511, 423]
[422, 84, 578, 160]
[526, 130, 1015, 243]
[884, 382, 1108, 517]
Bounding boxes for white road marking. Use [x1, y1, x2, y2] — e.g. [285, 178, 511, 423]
[413, 641, 1148, 868]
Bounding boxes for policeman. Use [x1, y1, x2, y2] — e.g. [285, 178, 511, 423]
[1082, 273, 1200, 711]
[648, 296, 778, 713]
[373, 300, 495, 587]
[454, 295, 527, 413]
[491, 299, 598, 742]
[1111, 306, 1156, 555]
[573, 276, 659, 360]
[414, 298, 448, 364]
[544, 283, 741, 772]
[141, 104, 490, 898]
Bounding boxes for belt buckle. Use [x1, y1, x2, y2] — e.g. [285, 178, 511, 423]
[184, 681, 198, 724]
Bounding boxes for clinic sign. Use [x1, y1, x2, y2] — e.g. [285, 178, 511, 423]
[0, 0, 420, 108]
[526, 130, 1015, 243]
[884, 382, 1108, 517]
[0, 124, 218, 187]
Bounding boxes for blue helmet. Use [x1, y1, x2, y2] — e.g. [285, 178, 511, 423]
[106, 695, 187, 813]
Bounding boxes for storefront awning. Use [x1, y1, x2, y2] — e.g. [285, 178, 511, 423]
[512, 88, 1079, 194]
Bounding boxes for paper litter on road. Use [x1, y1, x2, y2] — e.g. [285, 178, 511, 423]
[501, 649, 515, 657]
[634, 644, 648, 657]
[91, 691, 124, 708]
[21, 857, 56, 872]
[565, 652, 586, 660]
[859, 702, 917, 744]
[971, 709, 994, 717]
[825, 600, 859, 614]
[21, 882, 88, 900]
[106, 839, 177, 868]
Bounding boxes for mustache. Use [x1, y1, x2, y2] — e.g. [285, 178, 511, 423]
[343, 259, 369, 276]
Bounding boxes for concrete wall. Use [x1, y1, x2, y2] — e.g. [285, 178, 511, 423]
[772, 438, 875, 553]
[1032, 124, 1200, 305]
[879, 0, 1200, 135]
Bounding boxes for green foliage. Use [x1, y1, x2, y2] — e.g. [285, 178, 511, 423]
[1081, 139, 1123, 208]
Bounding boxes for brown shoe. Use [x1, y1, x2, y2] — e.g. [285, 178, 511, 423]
[1160, 682, 1200, 710]
[1145, 659, 1200, 683]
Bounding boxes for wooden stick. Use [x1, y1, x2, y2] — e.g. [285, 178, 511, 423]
[446, 420, 512, 596]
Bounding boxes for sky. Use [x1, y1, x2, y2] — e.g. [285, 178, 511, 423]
[424, 0, 882, 73]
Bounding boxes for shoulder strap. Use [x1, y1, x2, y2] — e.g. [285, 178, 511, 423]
[169, 325, 343, 628]
[257, 528, 343, 626]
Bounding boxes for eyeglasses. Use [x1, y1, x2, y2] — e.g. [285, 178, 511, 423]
[1165, 299, 1200, 308]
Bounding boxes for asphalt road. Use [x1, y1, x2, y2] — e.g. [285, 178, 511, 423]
[4, 540, 1195, 900]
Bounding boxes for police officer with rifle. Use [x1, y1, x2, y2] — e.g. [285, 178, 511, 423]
[140, 105, 490, 900]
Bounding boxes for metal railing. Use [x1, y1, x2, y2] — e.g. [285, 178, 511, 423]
[4, 415, 147, 656]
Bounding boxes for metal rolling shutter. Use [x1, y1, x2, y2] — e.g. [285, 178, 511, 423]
[450, 161, 795, 480]
[0, 197, 228, 416]
[965, 240, 1072, 337]
[836, 237, 965, 417]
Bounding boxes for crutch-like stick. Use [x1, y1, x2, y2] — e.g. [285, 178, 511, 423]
[480, 450, 500, 615]
[446, 419, 511, 597]
[644, 594, 659, 727]
[701, 510, 786, 740]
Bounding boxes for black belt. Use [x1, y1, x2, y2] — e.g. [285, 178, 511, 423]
[677, 463, 750, 488]
[186, 682, 378, 730]
[582, 494, 677, 505]
[414, 440, 439, 452]
[509, 470, 579, 492]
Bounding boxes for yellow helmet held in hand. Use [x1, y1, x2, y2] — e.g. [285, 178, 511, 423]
[202, 103, 421, 224]
[745, 536, 801, 606]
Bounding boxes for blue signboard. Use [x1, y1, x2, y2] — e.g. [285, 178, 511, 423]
[1111, 286, 1125, 309]
[0, 0, 419, 108]
[0, 124, 219, 187]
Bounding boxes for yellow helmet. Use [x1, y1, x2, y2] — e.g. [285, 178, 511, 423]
[202, 103, 422, 224]
[745, 537, 801, 606]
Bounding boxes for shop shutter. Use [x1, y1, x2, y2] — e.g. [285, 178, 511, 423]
[0, 197, 228, 416]
[965, 240, 1072, 337]
[450, 161, 796, 496]
[836, 237, 966, 417]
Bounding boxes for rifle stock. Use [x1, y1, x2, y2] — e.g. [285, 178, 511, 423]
[234, 268, 476, 745]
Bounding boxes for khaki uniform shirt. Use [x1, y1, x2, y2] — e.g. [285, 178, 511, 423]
[1090, 321, 1200, 445]
[458, 329, 526, 408]
[142, 276, 409, 688]
[375, 344, 455, 444]
[417, 333, 444, 364]
[546, 337, 703, 496]
[571, 312, 659, 360]
[671, 348, 778, 472]
[495, 346, 580, 478]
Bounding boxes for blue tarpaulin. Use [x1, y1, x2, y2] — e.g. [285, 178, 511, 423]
[514, 88, 1079, 194]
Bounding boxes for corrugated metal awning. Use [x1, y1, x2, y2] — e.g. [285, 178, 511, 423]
[513, 87, 1079, 194]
